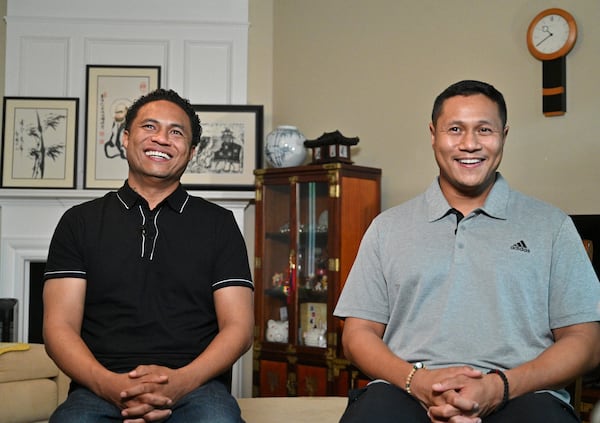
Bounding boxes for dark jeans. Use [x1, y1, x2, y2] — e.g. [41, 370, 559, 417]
[50, 379, 244, 423]
[339, 381, 580, 423]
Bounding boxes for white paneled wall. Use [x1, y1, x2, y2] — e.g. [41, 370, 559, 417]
[3, 0, 252, 397]
[5, 0, 249, 187]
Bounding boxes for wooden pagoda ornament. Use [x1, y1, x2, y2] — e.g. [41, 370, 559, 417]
[303, 130, 359, 165]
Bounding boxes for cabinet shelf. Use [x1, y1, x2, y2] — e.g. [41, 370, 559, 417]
[264, 287, 289, 300]
[298, 288, 328, 303]
[265, 232, 290, 241]
[263, 287, 328, 302]
[253, 163, 381, 397]
[265, 231, 328, 242]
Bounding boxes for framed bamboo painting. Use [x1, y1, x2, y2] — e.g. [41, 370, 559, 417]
[1, 97, 79, 188]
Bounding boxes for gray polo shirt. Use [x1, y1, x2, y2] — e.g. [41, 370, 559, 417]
[334, 173, 599, 402]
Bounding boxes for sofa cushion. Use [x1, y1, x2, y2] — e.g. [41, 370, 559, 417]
[0, 378, 58, 423]
[237, 396, 347, 423]
[0, 343, 59, 383]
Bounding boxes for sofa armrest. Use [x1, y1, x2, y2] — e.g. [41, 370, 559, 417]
[54, 368, 71, 405]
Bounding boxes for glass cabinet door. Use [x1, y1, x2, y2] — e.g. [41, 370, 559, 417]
[296, 181, 329, 348]
[261, 182, 292, 344]
[259, 178, 330, 349]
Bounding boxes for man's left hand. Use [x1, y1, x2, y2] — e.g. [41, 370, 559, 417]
[120, 364, 189, 422]
[427, 372, 503, 422]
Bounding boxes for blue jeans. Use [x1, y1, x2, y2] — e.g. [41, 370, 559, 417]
[50, 380, 244, 423]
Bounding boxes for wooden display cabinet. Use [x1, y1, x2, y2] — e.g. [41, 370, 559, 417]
[252, 163, 381, 397]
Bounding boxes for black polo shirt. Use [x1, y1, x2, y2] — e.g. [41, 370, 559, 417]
[44, 182, 253, 381]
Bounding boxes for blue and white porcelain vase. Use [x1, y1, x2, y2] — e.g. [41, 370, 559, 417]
[265, 125, 307, 168]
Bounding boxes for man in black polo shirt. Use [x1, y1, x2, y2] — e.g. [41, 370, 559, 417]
[43, 89, 254, 422]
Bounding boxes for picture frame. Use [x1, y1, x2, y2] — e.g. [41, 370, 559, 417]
[1, 97, 79, 189]
[84, 65, 161, 189]
[183, 104, 263, 190]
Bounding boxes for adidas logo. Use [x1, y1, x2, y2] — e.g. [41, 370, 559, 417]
[510, 240, 530, 253]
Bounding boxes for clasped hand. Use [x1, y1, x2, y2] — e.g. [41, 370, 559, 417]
[413, 366, 502, 423]
[106, 365, 184, 422]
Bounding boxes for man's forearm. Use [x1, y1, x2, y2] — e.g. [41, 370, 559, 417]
[44, 325, 116, 398]
[178, 322, 253, 393]
[506, 322, 600, 398]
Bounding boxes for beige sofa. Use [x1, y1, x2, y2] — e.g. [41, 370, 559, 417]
[239, 396, 347, 423]
[0, 343, 69, 423]
[0, 343, 347, 423]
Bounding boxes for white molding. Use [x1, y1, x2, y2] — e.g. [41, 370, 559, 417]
[1, 236, 50, 341]
[183, 40, 234, 103]
[83, 37, 171, 87]
[5, 16, 250, 29]
[7, 0, 249, 24]
[18, 36, 71, 95]
[0, 189, 254, 201]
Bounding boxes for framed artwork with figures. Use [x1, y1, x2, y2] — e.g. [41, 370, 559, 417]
[182, 104, 263, 190]
[84, 65, 161, 189]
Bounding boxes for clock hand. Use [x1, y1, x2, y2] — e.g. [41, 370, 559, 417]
[536, 32, 553, 46]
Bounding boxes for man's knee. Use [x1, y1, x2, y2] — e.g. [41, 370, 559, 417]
[340, 382, 429, 423]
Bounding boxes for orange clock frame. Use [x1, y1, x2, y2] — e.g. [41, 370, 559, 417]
[527, 8, 577, 61]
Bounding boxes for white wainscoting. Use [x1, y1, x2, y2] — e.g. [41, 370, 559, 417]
[5, 0, 250, 188]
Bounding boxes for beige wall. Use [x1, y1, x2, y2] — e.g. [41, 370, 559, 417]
[248, 0, 600, 213]
[2, 1, 597, 213]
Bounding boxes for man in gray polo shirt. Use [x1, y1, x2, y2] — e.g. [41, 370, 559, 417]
[334, 80, 600, 422]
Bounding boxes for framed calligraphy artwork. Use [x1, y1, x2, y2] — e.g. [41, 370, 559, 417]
[84, 65, 161, 189]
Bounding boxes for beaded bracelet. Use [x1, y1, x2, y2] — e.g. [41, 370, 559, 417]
[487, 369, 509, 410]
[405, 362, 425, 395]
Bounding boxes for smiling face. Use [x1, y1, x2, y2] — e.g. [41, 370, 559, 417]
[122, 100, 194, 190]
[429, 93, 508, 206]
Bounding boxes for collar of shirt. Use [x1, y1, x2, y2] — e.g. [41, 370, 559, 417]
[116, 181, 190, 214]
[425, 172, 510, 222]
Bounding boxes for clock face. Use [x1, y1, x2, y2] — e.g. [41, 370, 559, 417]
[527, 8, 577, 60]
[531, 14, 570, 54]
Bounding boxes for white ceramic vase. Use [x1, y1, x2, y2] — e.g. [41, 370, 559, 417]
[265, 125, 307, 167]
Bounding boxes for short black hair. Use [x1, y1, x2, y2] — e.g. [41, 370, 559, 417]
[431, 80, 507, 128]
[124, 88, 202, 147]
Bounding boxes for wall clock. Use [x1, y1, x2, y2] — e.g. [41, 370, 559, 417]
[527, 8, 577, 60]
[527, 8, 577, 116]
